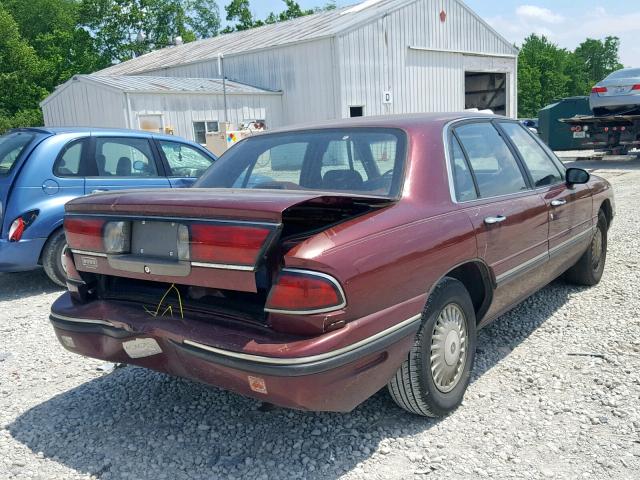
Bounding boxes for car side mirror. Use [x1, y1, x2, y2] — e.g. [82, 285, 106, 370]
[566, 167, 590, 185]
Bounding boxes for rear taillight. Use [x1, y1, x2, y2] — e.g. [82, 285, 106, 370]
[265, 269, 346, 314]
[591, 86, 607, 94]
[64, 217, 105, 252]
[8, 210, 39, 242]
[632, 84, 640, 91]
[188, 224, 272, 266]
[9, 218, 25, 242]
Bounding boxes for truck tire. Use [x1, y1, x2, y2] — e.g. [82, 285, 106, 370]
[564, 211, 608, 286]
[387, 277, 477, 417]
[42, 229, 68, 287]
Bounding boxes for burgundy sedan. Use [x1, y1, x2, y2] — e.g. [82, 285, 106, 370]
[50, 114, 614, 416]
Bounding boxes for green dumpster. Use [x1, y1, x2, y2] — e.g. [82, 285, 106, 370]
[538, 96, 592, 150]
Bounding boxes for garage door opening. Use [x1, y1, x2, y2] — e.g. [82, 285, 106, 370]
[465, 72, 506, 116]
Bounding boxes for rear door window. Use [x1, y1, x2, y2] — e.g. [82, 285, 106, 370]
[159, 141, 214, 178]
[0, 132, 35, 176]
[53, 139, 86, 177]
[454, 122, 528, 198]
[450, 136, 478, 202]
[94, 138, 158, 177]
[498, 122, 564, 187]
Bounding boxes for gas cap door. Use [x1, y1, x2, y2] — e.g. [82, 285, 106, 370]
[42, 179, 60, 195]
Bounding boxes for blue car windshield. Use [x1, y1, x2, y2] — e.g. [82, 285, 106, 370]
[194, 128, 407, 199]
[0, 132, 35, 176]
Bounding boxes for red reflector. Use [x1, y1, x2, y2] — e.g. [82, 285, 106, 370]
[8, 218, 25, 242]
[189, 224, 271, 265]
[265, 271, 344, 313]
[591, 86, 607, 94]
[632, 84, 640, 91]
[604, 127, 609, 132]
[64, 217, 105, 252]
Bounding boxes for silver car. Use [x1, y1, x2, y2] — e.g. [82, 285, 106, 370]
[590, 67, 640, 115]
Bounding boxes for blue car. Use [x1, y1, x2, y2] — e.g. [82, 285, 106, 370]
[0, 127, 216, 285]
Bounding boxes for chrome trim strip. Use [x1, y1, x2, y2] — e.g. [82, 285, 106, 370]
[264, 268, 348, 315]
[50, 312, 114, 327]
[549, 227, 595, 257]
[72, 250, 258, 272]
[495, 226, 595, 285]
[65, 212, 280, 228]
[191, 262, 255, 272]
[70, 249, 107, 258]
[183, 313, 422, 366]
[495, 250, 549, 284]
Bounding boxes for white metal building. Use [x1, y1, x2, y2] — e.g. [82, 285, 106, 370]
[41, 0, 518, 143]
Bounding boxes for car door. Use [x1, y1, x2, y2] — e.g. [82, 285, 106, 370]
[156, 140, 216, 188]
[450, 121, 550, 323]
[497, 121, 593, 273]
[84, 136, 170, 194]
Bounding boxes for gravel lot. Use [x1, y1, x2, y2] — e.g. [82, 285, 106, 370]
[1, 159, 640, 480]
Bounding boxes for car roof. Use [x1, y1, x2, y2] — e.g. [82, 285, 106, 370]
[9, 126, 193, 143]
[267, 112, 509, 134]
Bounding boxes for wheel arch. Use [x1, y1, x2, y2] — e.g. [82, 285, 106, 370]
[429, 260, 494, 325]
[38, 225, 65, 265]
[599, 199, 613, 230]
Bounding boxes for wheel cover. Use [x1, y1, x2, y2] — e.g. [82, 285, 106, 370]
[60, 243, 69, 275]
[591, 226, 604, 271]
[430, 303, 468, 393]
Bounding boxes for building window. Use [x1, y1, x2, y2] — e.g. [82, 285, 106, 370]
[193, 121, 219, 144]
[349, 106, 364, 118]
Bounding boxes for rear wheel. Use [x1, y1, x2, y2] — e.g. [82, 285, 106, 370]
[565, 211, 608, 286]
[387, 277, 477, 417]
[42, 229, 68, 287]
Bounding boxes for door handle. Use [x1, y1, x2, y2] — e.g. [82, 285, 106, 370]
[91, 189, 108, 194]
[484, 215, 507, 225]
[551, 199, 567, 207]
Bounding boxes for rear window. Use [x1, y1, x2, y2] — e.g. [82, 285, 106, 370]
[0, 132, 35, 176]
[606, 68, 640, 80]
[194, 128, 407, 198]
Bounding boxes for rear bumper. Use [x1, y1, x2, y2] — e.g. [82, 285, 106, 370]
[49, 293, 421, 412]
[0, 237, 46, 272]
[590, 93, 640, 111]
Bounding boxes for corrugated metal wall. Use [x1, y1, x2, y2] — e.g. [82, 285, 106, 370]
[337, 0, 517, 118]
[128, 93, 283, 141]
[42, 81, 127, 127]
[138, 39, 337, 127]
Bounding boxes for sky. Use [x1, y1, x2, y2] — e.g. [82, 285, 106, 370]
[219, 0, 640, 67]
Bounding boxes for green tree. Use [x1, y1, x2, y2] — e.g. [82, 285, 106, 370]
[80, 0, 220, 62]
[0, 6, 48, 131]
[3, 0, 107, 92]
[573, 36, 624, 92]
[517, 34, 572, 117]
[222, 0, 261, 32]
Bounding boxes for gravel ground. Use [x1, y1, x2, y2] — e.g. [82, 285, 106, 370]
[1, 159, 640, 480]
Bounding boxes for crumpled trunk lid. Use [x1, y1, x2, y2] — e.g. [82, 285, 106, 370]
[65, 189, 393, 295]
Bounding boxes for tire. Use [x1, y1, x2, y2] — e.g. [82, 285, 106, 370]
[564, 211, 608, 286]
[387, 277, 477, 417]
[42, 229, 68, 287]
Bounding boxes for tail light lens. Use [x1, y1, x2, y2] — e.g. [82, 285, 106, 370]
[188, 224, 271, 266]
[64, 217, 105, 252]
[265, 269, 346, 314]
[104, 221, 131, 254]
[9, 218, 25, 242]
[632, 84, 640, 91]
[8, 210, 39, 242]
[591, 86, 607, 94]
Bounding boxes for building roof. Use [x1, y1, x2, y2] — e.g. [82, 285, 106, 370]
[40, 75, 280, 107]
[99, 0, 518, 76]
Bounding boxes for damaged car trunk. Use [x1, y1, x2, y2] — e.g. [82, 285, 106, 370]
[64, 189, 394, 324]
